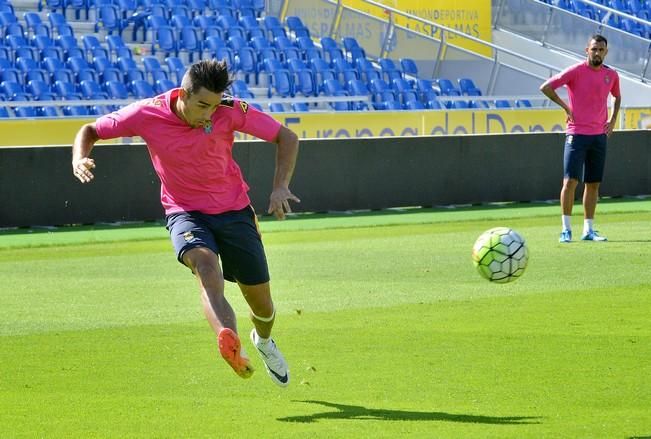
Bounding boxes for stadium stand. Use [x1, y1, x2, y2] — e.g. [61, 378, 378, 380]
[1, 0, 648, 117]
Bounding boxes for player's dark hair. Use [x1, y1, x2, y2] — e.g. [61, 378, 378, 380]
[590, 34, 607, 46]
[182, 59, 233, 95]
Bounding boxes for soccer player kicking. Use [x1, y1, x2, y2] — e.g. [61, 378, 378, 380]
[71, 60, 299, 387]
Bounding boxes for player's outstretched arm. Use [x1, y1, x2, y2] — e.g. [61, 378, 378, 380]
[268, 125, 300, 220]
[72, 122, 100, 183]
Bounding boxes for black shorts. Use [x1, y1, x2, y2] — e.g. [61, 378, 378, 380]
[166, 206, 270, 285]
[563, 134, 607, 183]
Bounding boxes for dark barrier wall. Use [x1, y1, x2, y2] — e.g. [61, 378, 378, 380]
[1, 131, 649, 227]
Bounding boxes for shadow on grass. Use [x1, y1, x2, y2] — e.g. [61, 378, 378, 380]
[278, 400, 541, 425]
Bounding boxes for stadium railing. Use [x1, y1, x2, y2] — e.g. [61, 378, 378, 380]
[493, 0, 651, 82]
[270, 0, 564, 101]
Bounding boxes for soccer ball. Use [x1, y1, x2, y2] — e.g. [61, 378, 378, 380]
[472, 227, 529, 283]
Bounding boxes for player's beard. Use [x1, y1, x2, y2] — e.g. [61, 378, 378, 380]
[589, 57, 603, 67]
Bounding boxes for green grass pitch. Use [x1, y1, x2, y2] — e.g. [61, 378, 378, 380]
[1, 199, 650, 438]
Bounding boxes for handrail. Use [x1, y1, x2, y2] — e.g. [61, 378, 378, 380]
[574, 0, 651, 28]
[348, 0, 563, 75]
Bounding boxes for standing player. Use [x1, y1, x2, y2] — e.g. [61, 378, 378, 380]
[540, 34, 621, 243]
[71, 59, 299, 387]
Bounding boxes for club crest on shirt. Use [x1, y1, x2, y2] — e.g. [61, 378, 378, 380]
[220, 95, 235, 107]
[604, 75, 610, 84]
[183, 231, 196, 242]
[239, 101, 249, 113]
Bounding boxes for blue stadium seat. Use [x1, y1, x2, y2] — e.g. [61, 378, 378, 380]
[165, 56, 186, 84]
[154, 78, 176, 94]
[187, 0, 207, 17]
[370, 78, 396, 104]
[130, 79, 155, 98]
[458, 77, 482, 96]
[142, 56, 169, 83]
[322, 78, 350, 110]
[42, 56, 75, 84]
[400, 58, 418, 79]
[267, 68, 293, 98]
[105, 80, 129, 99]
[230, 79, 254, 99]
[437, 78, 462, 96]
[53, 79, 81, 99]
[67, 55, 98, 82]
[16, 57, 49, 84]
[392, 78, 418, 105]
[36, 105, 58, 116]
[378, 58, 402, 82]
[356, 58, 381, 83]
[151, 26, 177, 57]
[56, 34, 83, 59]
[82, 35, 109, 59]
[93, 56, 122, 83]
[62, 104, 90, 116]
[178, 26, 202, 62]
[269, 102, 285, 112]
[15, 106, 38, 117]
[80, 79, 109, 99]
[495, 99, 512, 108]
[1, 80, 29, 100]
[194, 15, 220, 39]
[106, 34, 132, 60]
[291, 102, 309, 112]
[515, 99, 532, 108]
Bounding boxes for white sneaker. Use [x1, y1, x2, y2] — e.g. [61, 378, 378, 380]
[250, 329, 289, 387]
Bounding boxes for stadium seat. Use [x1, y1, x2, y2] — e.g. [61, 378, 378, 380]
[381, 100, 402, 110]
[495, 99, 512, 108]
[1, 80, 28, 100]
[142, 56, 168, 83]
[405, 100, 425, 110]
[16, 58, 49, 84]
[93, 56, 122, 83]
[458, 77, 482, 96]
[151, 26, 177, 57]
[130, 79, 155, 98]
[154, 78, 176, 94]
[94, 4, 124, 36]
[194, 15, 220, 39]
[355, 58, 380, 83]
[56, 35, 84, 59]
[269, 102, 285, 112]
[67, 56, 98, 82]
[400, 58, 419, 79]
[437, 78, 462, 96]
[15, 106, 38, 118]
[80, 79, 109, 99]
[322, 79, 351, 111]
[267, 68, 293, 98]
[230, 79, 254, 99]
[310, 57, 337, 92]
[105, 80, 129, 99]
[106, 35, 132, 61]
[177, 27, 202, 62]
[42, 56, 75, 84]
[37, 105, 59, 117]
[378, 58, 402, 82]
[53, 79, 81, 99]
[165, 56, 186, 84]
[291, 102, 309, 112]
[515, 99, 533, 108]
[83, 35, 109, 59]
